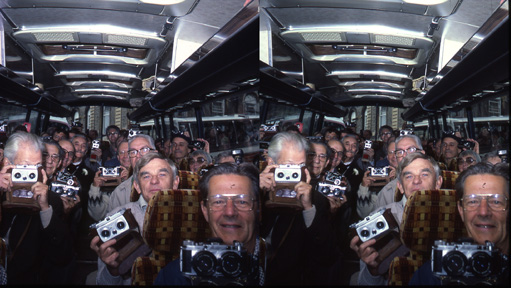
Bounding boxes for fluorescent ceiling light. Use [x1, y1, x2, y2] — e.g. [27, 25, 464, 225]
[140, 0, 186, 5]
[403, 0, 448, 5]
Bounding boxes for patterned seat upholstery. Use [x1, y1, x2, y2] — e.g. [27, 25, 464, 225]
[131, 189, 211, 285]
[178, 170, 200, 190]
[440, 170, 460, 190]
[387, 189, 467, 285]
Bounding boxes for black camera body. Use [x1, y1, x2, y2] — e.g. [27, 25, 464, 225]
[100, 166, 121, 177]
[459, 139, 475, 150]
[180, 239, 257, 286]
[231, 149, 244, 164]
[259, 141, 269, 150]
[128, 129, 142, 138]
[190, 140, 205, 150]
[432, 240, 509, 285]
[369, 166, 390, 177]
[306, 136, 324, 142]
[399, 129, 414, 136]
[349, 208, 399, 243]
[0, 123, 7, 133]
[50, 171, 80, 200]
[316, 171, 346, 199]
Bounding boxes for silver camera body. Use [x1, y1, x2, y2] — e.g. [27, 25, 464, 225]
[92, 140, 100, 150]
[399, 129, 414, 136]
[432, 240, 508, 283]
[274, 164, 305, 198]
[89, 208, 137, 243]
[180, 239, 252, 283]
[369, 166, 390, 177]
[11, 164, 41, 184]
[128, 129, 142, 138]
[349, 208, 398, 243]
[50, 171, 80, 199]
[100, 166, 121, 177]
[317, 171, 347, 199]
[364, 140, 372, 149]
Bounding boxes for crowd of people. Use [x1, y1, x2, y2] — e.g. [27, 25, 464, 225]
[0, 121, 507, 285]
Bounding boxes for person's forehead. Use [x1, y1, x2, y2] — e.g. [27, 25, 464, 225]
[73, 137, 86, 144]
[209, 174, 252, 195]
[312, 143, 327, 153]
[328, 141, 343, 150]
[397, 138, 417, 149]
[130, 137, 150, 149]
[141, 158, 171, 172]
[45, 143, 59, 152]
[343, 136, 357, 143]
[172, 137, 187, 144]
[443, 137, 458, 144]
[59, 141, 73, 150]
[107, 128, 118, 133]
[278, 142, 306, 161]
[119, 142, 129, 150]
[387, 142, 396, 151]
[464, 174, 508, 196]
[403, 158, 434, 172]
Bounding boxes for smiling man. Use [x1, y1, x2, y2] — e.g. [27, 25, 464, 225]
[410, 162, 509, 285]
[91, 152, 179, 285]
[154, 162, 262, 285]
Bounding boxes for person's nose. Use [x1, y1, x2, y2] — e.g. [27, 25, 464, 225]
[224, 198, 237, 216]
[477, 198, 490, 216]
[412, 175, 422, 185]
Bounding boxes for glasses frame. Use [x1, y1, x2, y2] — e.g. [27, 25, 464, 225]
[460, 193, 509, 212]
[395, 147, 422, 157]
[128, 147, 155, 158]
[206, 194, 255, 212]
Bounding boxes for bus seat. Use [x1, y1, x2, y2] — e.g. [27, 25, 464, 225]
[131, 189, 210, 285]
[440, 170, 460, 190]
[178, 170, 200, 190]
[387, 189, 466, 285]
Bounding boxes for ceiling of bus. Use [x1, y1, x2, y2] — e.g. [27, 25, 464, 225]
[260, 0, 508, 117]
[0, 0, 249, 116]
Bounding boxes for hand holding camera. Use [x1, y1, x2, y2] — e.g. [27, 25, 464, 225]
[3, 164, 49, 212]
[264, 163, 312, 210]
[90, 140, 102, 163]
[362, 140, 374, 163]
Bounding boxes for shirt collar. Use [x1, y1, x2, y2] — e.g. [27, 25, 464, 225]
[138, 194, 148, 212]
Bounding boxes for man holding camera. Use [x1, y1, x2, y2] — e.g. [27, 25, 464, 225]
[410, 162, 509, 285]
[89, 134, 156, 220]
[0, 132, 74, 284]
[90, 152, 179, 285]
[155, 162, 263, 285]
[171, 130, 192, 169]
[103, 125, 121, 163]
[350, 152, 443, 285]
[259, 132, 337, 285]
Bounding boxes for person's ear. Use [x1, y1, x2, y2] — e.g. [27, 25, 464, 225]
[173, 175, 180, 190]
[133, 180, 142, 195]
[397, 181, 404, 195]
[435, 175, 443, 190]
[201, 201, 210, 223]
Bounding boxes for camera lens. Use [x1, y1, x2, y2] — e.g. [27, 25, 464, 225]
[193, 251, 217, 277]
[292, 172, 299, 179]
[360, 229, 370, 238]
[100, 229, 111, 239]
[376, 221, 385, 229]
[117, 221, 126, 230]
[470, 252, 492, 277]
[220, 252, 243, 277]
[29, 173, 36, 179]
[277, 172, 284, 179]
[321, 186, 330, 194]
[56, 187, 63, 194]
[14, 172, 21, 179]
[443, 251, 467, 276]
[333, 188, 341, 196]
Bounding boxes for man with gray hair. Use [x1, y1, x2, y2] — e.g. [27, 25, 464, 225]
[89, 134, 157, 220]
[0, 131, 74, 284]
[457, 149, 481, 172]
[90, 152, 179, 285]
[350, 152, 443, 285]
[259, 131, 337, 285]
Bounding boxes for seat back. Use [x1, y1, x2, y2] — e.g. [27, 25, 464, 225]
[387, 189, 467, 285]
[440, 170, 460, 189]
[131, 189, 211, 285]
[178, 170, 200, 190]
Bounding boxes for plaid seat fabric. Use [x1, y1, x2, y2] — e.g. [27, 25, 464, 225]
[387, 189, 467, 286]
[178, 170, 200, 190]
[440, 170, 460, 190]
[131, 189, 211, 285]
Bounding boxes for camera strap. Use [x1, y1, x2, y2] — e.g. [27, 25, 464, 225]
[7, 215, 32, 262]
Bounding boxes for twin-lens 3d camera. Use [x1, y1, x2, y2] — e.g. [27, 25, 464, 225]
[266, 164, 306, 209]
[316, 171, 347, 199]
[50, 171, 80, 200]
[100, 166, 121, 177]
[3, 164, 44, 213]
[432, 240, 509, 285]
[349, 208, 399, 243]
[369, 166, 390, 177]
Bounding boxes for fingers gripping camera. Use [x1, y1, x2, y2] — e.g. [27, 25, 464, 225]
[9, 164, 43, 198]
[369, 166, 390, 177]
[266, 164, 306, 209]
[99, 166, 121, 177]
[432, 240, 509, 285]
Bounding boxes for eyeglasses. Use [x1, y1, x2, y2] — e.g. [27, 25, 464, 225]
[457, 157, 476, 165]
[107, 132, 119, 136]
[172, 142, 188, 148]
[381, 132, 393, 136]
[206, 194, 255, 212]
[461, 194, 508, 211]
[189, 157, 206, 165]
[118, 150, 129, 157]
[62, 149, 74, 157]
[331, 149, 344, 157]
[43, 152, 60, 162]
[395, 147, 422, 157]
[128, 147, 155, 158]
[308, 153, 328, 162]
